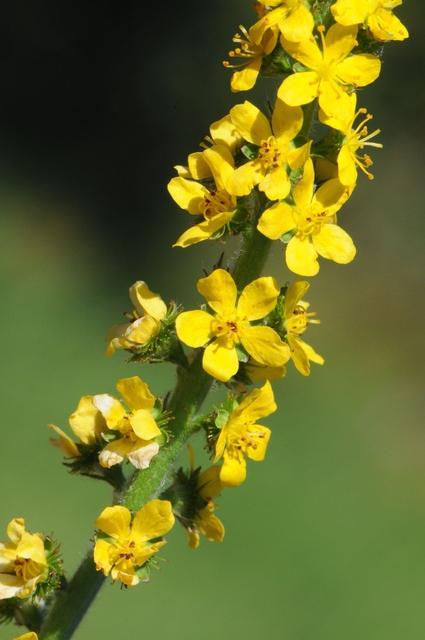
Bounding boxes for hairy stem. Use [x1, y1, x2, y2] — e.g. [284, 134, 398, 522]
[39, 207, 272, 640]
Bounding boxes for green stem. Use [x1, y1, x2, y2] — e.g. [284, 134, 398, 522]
[39, 204, 272, 640]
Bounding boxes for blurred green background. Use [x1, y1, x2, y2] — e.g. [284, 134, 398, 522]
[1, 1, 424, 638]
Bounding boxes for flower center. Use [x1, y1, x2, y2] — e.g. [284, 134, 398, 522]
[293, 206, 331, 239]
[346, 108, 383, 180]
[212, 314, 242, 346]
[285, 305, 308, 334]
[14, 556, 40, 581]
[201, 190, 234, 220]
[117, 539, 137, 562]
[258, 136, 282, 171]
[228, 427, 266, 458]
[223, 25, 262, 70]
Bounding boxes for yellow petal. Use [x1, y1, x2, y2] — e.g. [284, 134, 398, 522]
[220, 453, 247, 487]
[286, 236, 320, 276]
[15, 633, 39, 640]
[0, 573, 25, 599]
[336, 53, 381, 87]
[167, 177, 207, 214]
[175, 310, 213, 348]
[98, 438, 133, 468]
[237, 276, 280, 321]
[198, 466, 223, 500]
[187, 528, 200, 549]
[197, 269, 237, 315]
[95, 505, 131, 540]
[281, 36, 322, 69]
[225, 160, 259, 197]
[312, 224, 356, 264]
[17, 532, 46, 566]
[250, 7, 286, 43]
[111, 564, 140, 587]
[105, 322, 130, 355]
[272, 99, 303, 143]
[7, 518, 25, 544]
[258, 165, 291, 201]
[284, 281, 310, 317]
[129, 409, 161, 440]
[239, 325, 289, 367]
[231, 380, 277, 424]
[69, 396, 106, 444]
[338, 145, 358, 186]
[187, 152, 211, 180]
[257, 201, 295, 240]
[210, 114, 242, 151]
[48, 424, 80, 458]
[278, 71, 319, 106]
[287, 333, 311, 375]
[198, 509, 225, 543]
[129, 281, 167, 320]
[298, 338, 325, 366]
[319, 91, 356, 133]
[116, 376, 155, 411]
[368, 8, 409, 41]
[318, 80, 347, 120]
[203, 341, 239, 382]
[231, 58, 261, 92]
[293, 157, 315, 209]
[312, 178, 347, 212]
[173, 212, 234, 248]
[94, 539, 114, 576]
[331, 0, 368, 26]
[132, 499, 175, 542]
[230, 101, 272, 145]
[324, 23, 357, 63]
[246, 425, 271, 462]
[214, 428, 227, 462]
[92, 394, 126, 430]
[287, 140, 312, 171]
[125, 315, 160, 346]
[127, 441, 160, 470]
[202, 144, 235, 192]
[281, 3, 314, 42]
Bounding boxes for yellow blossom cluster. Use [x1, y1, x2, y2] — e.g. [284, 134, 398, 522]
[3, 3, 408, 638]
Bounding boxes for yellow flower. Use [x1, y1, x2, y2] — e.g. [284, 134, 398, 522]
[106, 281, 167, 355]
[187, 466, 225, 550]
[223, 23, 279, 92]
[94, 500, 175, 587]
[50, 376, 162, 470]
[214, 381, 276, 486]
[94, 377, 162, 470]
[14, 634, 38, 640]
[0, 518, 47, 600]
[278, 24, 381, 119]
[332, 0, 408, 42]
[226, 99, 310, 200]
[283, 281, 324, 375]
[176, 269, 289, 382]
[251, 0, 315, 44]
[168, 144, 238, 248]
[257, 158, 356, 276]
[320, 93, 382, 185]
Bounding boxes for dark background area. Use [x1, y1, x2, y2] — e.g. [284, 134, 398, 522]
[0, 2, 424, 639]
